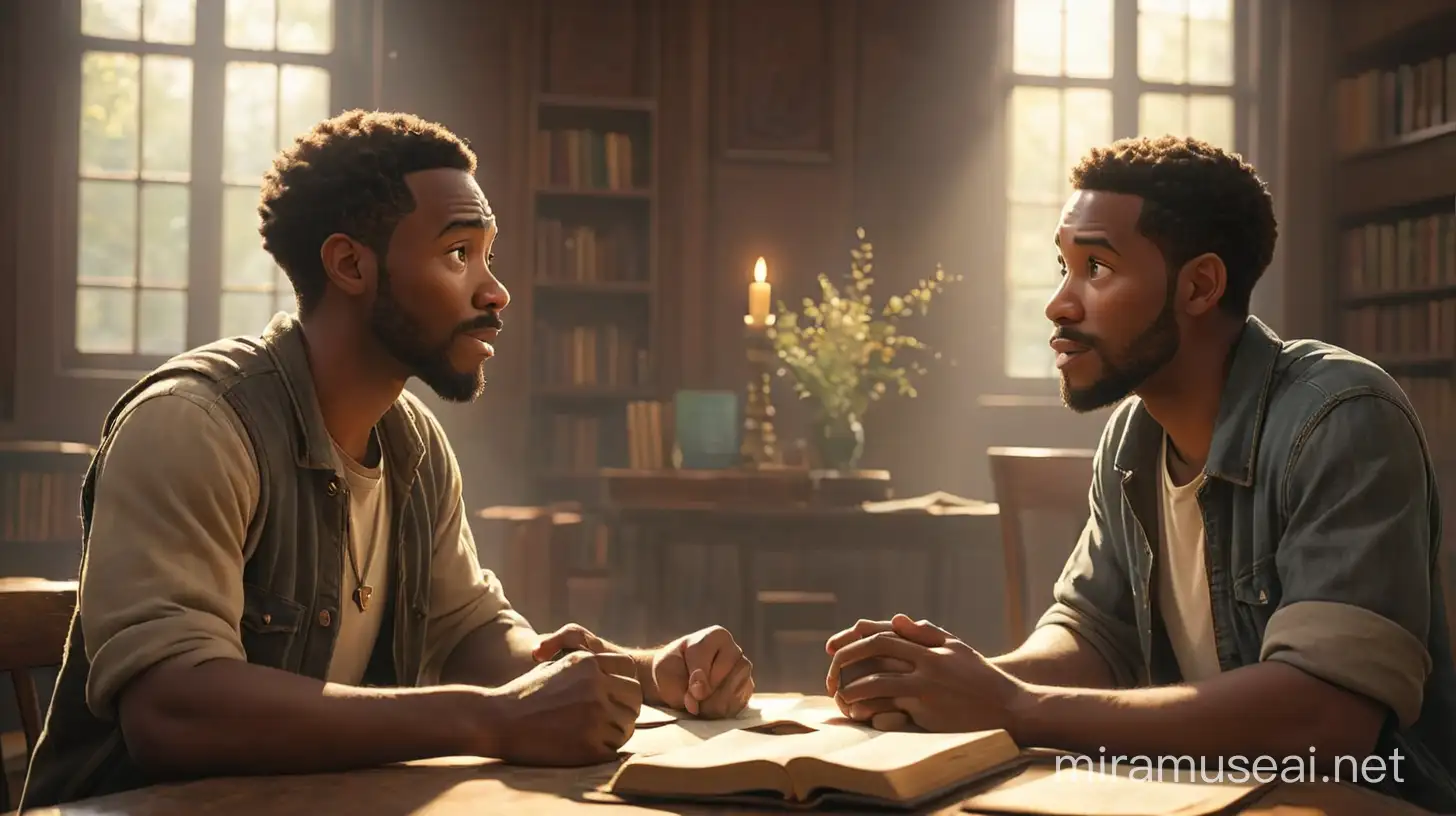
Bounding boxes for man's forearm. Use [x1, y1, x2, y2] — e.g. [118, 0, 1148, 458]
[119, 658, 486, 779]
[989, 624, 1118, 688]
[440, 617, 540, 687]
[1011, 660, 1385, 767]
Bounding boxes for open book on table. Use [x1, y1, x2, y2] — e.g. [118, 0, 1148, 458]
[604, 721, 1025, 809]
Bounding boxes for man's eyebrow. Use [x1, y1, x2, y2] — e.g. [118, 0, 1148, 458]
[1071, 234, 1117, 253]
[437, 215, 494, 237]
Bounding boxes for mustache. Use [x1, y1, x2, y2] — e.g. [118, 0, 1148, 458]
[1051, 327, 1097, 347]
[457, 312, 504, 334]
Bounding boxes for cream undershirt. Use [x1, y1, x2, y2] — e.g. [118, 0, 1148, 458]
[1156, 433, 1223, 683]
[327, 436, 394, 685]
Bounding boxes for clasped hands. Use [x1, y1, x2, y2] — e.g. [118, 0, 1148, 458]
[825, 613, 1028, 734]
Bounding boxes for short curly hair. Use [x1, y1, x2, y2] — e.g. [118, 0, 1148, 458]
[258, 109, 477, 316]
[1069, 135, 1277, 317]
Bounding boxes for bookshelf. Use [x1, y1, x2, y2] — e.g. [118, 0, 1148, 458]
[1331, 5, 1456, 464]
[524, 4, 671, 502]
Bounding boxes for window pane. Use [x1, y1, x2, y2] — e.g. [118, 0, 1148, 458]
[277, 0, 334, 53]
[221, 292, 276, 338]
[1013, 0, 1063, 77]
[78, 180, 137, 285]
[76, 287, 135, 354]
[1188, 15, 1233, 85]
[141, 55, 192, 179]
[1188, 94, 1235, 150]
[1007, 203, 1061, 287]
[278, 65, 331, 147]
[138, 289, 186, 354]
[1005, 287, 1056, 379]
[142, 0, 195, 44]
[1139, 92, 1187, 139]
[223, 62, 279, 184]
[226, 0, 277, 49]
[1064, 0, 1112, 79]
[140, 183, 188, 287]
[1061, 88, 1113, 195]
[1009, 86, 1063, 202]
[83, 0, 141, 40]
[1188, 0, 1230, 20]
[275, 267, 295, 313]
[80, 52, 139, 177]
[1138, 8, 1187, 83]
[223, 185, 274, 289]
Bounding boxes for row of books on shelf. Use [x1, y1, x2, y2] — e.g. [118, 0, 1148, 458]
[541, 400, 671, 472]
[535, 128, 640, 191]
[534, 217, 646, 283]
[535, 322, 650, 387]
[1340, 209, 1456, 297]
[1, 472, 81, 542]
[1335, 51, 1456, 155]
[1339, 300, 1456, 362]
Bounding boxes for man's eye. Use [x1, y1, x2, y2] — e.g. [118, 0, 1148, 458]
[452, 247, 468, 263]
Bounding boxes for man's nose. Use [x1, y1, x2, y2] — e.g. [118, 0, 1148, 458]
[475, 271, 510, 312]
[1044, 276, 1083, 325]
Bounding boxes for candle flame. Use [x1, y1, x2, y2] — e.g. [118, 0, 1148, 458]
[753, 257, 767, 283]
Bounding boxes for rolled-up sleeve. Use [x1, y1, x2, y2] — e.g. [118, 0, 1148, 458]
[1260, 393, 1434, 728]
[82, 380, 257, 719]
[417, 429, 531, 684]
[1033, 435, 1143, 689]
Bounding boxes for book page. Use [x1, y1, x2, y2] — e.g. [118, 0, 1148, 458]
[811, 729, 1012, 775]
[635, 726, 873, 772]
[960, 766, 1273, 816]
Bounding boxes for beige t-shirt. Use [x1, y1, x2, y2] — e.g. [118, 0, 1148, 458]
[1156, 433, 1223, 683]
[78, 375, 520, 719]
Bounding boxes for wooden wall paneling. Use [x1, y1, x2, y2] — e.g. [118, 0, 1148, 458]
[706, 0, 858, 391]
[657, 0, 712, 390]
[540, 0, 655, 98]
[0, 0, 18, 425]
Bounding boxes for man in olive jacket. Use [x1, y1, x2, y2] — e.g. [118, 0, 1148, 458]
[21, 110, 755, 808]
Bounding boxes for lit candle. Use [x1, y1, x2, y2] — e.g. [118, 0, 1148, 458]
[748, 257, 770, 325]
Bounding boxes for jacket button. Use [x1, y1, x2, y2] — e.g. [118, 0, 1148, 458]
[326, 479, 339, 497]
[318, 609, 332, 627]
[261, 613, 272, 625]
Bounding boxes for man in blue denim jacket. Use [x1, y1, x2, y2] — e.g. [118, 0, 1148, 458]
[825, 135, 1456, 811]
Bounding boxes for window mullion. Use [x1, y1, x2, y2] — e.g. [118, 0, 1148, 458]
[1112, 0, 1140, 139]
[187, 0, 224, 348]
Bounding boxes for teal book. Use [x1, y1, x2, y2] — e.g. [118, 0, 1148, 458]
[673, 390, 740, 469]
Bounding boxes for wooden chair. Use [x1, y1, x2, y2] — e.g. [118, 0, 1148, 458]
[475, 503, 611, 634]
[987, 446, 1096, 651]
[752, 589, 839, 694]
[0, 578, 77, 810]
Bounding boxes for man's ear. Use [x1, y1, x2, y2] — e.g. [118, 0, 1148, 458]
[320, 233, 372, 297]
[1179, 252, 1226, 317]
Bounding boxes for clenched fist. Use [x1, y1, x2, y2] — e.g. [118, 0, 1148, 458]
[475, 649, 642, 766]
[650, 625, 754, 719]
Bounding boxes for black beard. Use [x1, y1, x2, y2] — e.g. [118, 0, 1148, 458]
[370, 262, 489, 403]
[1060, 295, 1180, 414]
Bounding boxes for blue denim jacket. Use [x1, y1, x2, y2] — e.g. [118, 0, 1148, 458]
[1036, 316, 1456, 811]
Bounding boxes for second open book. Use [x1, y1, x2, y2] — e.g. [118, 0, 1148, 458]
[603, 696, 1277, 813]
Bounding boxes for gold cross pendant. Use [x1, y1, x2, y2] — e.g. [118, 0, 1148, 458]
[353, 585, 373, 612]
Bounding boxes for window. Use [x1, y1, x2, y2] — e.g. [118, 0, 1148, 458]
[1003, 0, 1244, 379]
[74, 0, 336, 362]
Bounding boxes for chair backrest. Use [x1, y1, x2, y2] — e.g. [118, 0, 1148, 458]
[987, 446, 1096, 651]
[0, 577, 77, 807]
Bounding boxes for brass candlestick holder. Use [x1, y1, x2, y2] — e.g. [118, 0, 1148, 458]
[740, 314, 782, 468]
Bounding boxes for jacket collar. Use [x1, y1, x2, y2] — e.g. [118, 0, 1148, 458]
[260, 313, 426, 488]
[1113, 315, 1284, 487]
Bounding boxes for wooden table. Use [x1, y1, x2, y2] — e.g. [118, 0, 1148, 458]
[9, 694, 1429, 816]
